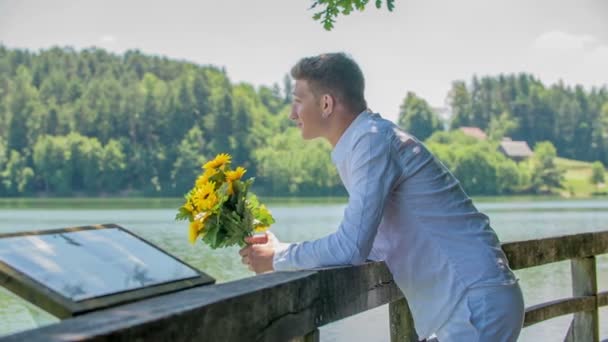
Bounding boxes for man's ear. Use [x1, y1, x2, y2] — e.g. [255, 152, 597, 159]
[321, 94, 334, 118]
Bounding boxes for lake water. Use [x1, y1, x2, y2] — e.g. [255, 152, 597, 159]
[0, 198, 607, 341]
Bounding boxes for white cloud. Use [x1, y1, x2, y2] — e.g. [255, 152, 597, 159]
[534, 31, 597, 51]
[526, 31, 608, 87]
[99, 35, 116, 44]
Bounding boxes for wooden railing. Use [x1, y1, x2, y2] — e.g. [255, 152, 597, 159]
[502, 230, 608, 342]
[1, 230, 607, 342]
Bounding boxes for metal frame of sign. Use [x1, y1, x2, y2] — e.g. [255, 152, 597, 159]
[0, 223, 215, 318]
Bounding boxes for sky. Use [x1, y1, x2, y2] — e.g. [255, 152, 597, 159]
[1, 0, 607, 122]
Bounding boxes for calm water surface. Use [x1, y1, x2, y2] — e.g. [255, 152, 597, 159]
[0, 197, 607, 341]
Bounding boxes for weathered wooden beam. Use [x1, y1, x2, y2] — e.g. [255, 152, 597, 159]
[523, 296, 596, 327]
[313, 262, 403, 326]
[565, 257, 599, 342]
[389, 297, 418, 342]
[0, 262, 401, 342]
[1, 270, 320, 342]
[598, 291, 608, 307]
[501, 231, 608, 270]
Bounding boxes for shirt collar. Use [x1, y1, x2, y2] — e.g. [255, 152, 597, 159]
[331, 109, 370, 165]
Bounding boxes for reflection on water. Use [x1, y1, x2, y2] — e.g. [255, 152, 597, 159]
[0, 198, 607, 340]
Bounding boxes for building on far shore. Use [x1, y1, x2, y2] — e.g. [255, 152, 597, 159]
[459, 126, 487, 140]
[498, 138, 534, 162]
[454, 126, 534, 162]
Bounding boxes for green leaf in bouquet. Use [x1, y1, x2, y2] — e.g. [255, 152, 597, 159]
[175, 207, 192, 221]
[203, 218, 222, 249]
[223, 220, 246, 247]
[255, 204, 275, 226]
[243, 178, 254, 190]
[208, 169, 226, 185]
[247, 193, 260, 208]
[264, 206, 275, 224]
[221, 209, 248, 246]
[216, 182, 231, 206]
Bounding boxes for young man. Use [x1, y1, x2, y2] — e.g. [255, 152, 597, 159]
[239, 53, 524, 341]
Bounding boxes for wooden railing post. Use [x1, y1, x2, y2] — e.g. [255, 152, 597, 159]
[389, 297, 418, 342]
[565, 256, 599, 342]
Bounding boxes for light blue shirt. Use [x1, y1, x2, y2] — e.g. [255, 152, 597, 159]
[273, 110, 517, 338]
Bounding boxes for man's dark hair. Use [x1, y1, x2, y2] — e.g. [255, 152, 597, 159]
[290, 52, 367, 113]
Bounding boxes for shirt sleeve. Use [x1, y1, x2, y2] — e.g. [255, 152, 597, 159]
[273, 131, 400, 271]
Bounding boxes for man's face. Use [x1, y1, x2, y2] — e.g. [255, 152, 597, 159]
[290, 79, 325, 140]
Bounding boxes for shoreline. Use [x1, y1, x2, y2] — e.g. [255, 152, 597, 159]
[0, 195, 607, 210]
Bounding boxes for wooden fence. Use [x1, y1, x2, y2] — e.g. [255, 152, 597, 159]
[1, 230, 607, 342]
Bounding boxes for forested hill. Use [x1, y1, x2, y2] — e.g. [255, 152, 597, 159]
[0, 45, 346, 197]
[0, 45, 606, 197]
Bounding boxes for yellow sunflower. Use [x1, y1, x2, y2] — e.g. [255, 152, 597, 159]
[195, 168, 218, 188]
[225, 167, 247, 195]
[203, 153, 231, 170]
[225, 167, 246, 182]
[192, 181, 218, 211]
[188, 219, 203, 244]
[188, 212, 211, 244]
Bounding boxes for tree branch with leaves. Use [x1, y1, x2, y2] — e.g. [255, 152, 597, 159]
[310, 0, 395, 30]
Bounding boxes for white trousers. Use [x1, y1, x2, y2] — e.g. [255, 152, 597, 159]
[434, 282, 525, 342]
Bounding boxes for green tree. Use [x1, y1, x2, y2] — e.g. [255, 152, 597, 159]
[494, 158, 520, 194]
[32, 135, 72, 195]
[283, 73, 293, 104]
[39, 71, 69, 105]
[590, 161, 605, 185]
[452, 147, 498, 195]
[426, 130, 522, 195]
[594, 103, 608, 164]
[0, 140, 6, 174]
[259, 84, 285, 115]
[488, 111, 518, 141]
[171, 126, 207, 195]
[1, 150, 34, 196]
[530, 141, 564, 194]
[448, 81, 472, 129]
[398, 92, 442, 141]
[66, 133, 104, 194]
[254, 128, 342, 195]
[101, 139, 127, 193]
[7, 65, 43, 153]
[205, 79, 234, 155]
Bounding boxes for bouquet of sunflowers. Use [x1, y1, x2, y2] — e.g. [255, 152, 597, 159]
[175, 153, 275, 249]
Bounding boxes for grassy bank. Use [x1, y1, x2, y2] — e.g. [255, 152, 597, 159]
[556, 157, 607, 197]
